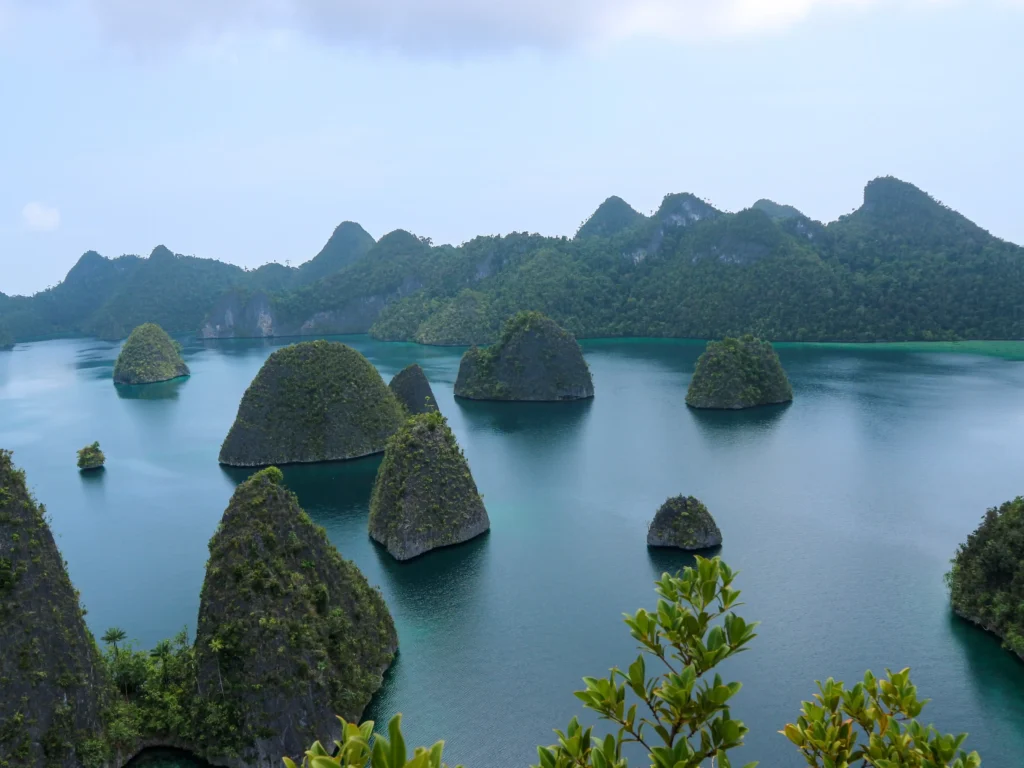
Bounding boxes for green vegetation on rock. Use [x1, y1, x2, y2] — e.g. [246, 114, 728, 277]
[6, 178, 1024, 347]
[113, 323, 190, 385]
[453, 311, 594, 402]
[77, 442, 105, 471]
[686, 335, 793, 410]
[575, 195, 647, 240]
[647, 496, 722, 550]
[284, 557, 980, 768]
[947, 497, 1024, 660]
[369, 412, 489, 561]
[388, 364, 439, 416]
[219, 341, 406, 467]
[0, 449, 112, 768]
[193, 467, 397, 766]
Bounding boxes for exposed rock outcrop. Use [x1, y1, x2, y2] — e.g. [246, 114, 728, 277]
[388, 364, 439, 415]
[686, 335, 793, 410]
[194, 467, 397, 768]
[454, 311, 594, 402]
[647, 495, 722, 550]
[0, 450, 111, 768]
[200, 290, 276, 339]
[219, 341, 406, 466]
[113, 323, 190, 384]
[369, 412, 489, 561]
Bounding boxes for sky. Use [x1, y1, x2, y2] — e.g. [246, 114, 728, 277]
[1, 0, 1022, 296]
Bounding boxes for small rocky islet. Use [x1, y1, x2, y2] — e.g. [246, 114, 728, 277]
[113, 323, 190, 385]
[77, 441, 105, 471]
[218, 340, 406, 467]
[369, 411, 489, 561]
[454, 311, 594, 402]
[685, 335, 793, 410]
[388, 363, 439, 415]
[647, 495, 723, 550]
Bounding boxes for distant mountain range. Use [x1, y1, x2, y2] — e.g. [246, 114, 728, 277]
[2, 177, 1022, 345]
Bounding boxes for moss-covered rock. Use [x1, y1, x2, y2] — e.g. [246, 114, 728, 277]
[113, 323, 190, 385]
[77, 442, 105, 471]
[685, 335, 793, 410]
[453, 311, 594, 402]
[646, 496, 722, 550]
[194, 467, 397, 768]
[947, 497, 1024, 660]
[0, 449, 112, 768]
[369, 412, 489, 561]
[219, 341, 406, 467]
[388, 364, 439, 416]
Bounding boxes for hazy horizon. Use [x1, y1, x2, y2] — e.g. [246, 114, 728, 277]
[2, 0, 1022, 295]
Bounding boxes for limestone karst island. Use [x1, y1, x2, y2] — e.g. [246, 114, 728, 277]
[685, 335, 793, 410]
[112, 323, 190, 385]
[454, 311, 594, 401]
[646, 495, 723, 551]
[388, 363, 440, 415]
[218, 340, 406, 466]
[368, 411, 489, 561]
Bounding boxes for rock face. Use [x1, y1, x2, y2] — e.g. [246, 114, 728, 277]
[219, 341, 406, 467]
[454, 311, 594, 402]
[369, 412, 489, 561]
[0, 450, 110, 768]
[686, 335, 793, 410]
[947, 497, 1024, 661]
[195, 467, 398, 768]
[200, 290, 276, 339]
[647, 496, 722, 550]
[113, 323, 190, 384]
[389, 364, 439, 415]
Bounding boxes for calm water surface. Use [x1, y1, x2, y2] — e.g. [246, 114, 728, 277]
[2, 336, 1023, 766]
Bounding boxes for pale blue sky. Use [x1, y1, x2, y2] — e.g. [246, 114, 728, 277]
[1, 0, 1022, 295]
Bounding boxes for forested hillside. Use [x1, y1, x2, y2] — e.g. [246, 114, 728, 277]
[2, 177, 1022, 344]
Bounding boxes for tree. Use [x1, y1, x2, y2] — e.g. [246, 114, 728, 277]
[284, 557, 981, 768]
[102, 626, 127, 657]
[209, 638, 226, 694]
[150, 639, 173, 685]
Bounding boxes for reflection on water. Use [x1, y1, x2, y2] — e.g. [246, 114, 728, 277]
[115, 378, 189, 400]
[454, 397, 594, 436]
[4, 336, 1024, 766]
[686, 402, 791, 442]
[646, 546, 700, 581]
[125, 748, 210, 768]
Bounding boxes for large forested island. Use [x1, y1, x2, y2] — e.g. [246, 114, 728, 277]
[219, 340, 405, 466]
[947, 497, 1024, 660]
[454, 311, 594, 401]
[113, 323, 190, 384]
[1, 177, 1023, 346]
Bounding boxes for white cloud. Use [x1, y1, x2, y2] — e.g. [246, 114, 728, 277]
[1, 0, 1010, 53]
[21, 202, 60, 232]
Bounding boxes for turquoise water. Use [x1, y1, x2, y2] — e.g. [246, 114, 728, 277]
[2, 336, 1023, 766]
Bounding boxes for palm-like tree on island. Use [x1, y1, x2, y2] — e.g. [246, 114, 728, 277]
[150, 638, 173, 685]
[101, 626, 127, 657]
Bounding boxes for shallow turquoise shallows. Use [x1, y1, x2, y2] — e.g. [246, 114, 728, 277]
[2, 336, 1024, 766]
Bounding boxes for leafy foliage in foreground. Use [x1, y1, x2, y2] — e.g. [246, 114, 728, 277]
[286, 557, 981, 768]
[947, 497, 1024, 658]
